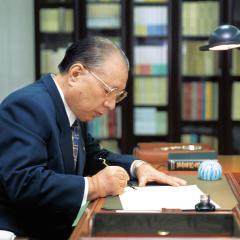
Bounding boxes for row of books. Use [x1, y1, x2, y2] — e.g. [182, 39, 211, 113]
[182, 41, 219, 76]
[134, 43, 168, 75]
[134, 77, 167, 106]
[41, 0, 71, 4]
[40, 4, 121, 33]
[135, 0, 167, 2]
[40, 8, 73, 33]
[88, 108, 121, 138]
[134, 6, 167, 36]
[182, 81, 218, 121]
[134, 107, 167, 135]
[99, 140, 120, 154]
[232, 50, 240, 76]
[87, 3, 120, 29]
[232, 82, 240, 120]
[41, 48, 66, 74]
[181, 133, 218, 152]
[88, 0, 120, 2]
[135, 64, 167, 76]
[40, 0, 167, 3]
[182, 1, 219, 36]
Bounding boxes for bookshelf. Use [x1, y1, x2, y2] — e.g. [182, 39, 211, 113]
[231, 1, 240, 154]
[125, 0, 182, 150]
[35, 0, 240, 154]
[34, 0, 74, 78]
[180, 0, 220, 151]
[132, 0, 169, 144]
[85, 0, 124, 153]
[35, 0, 125, 153]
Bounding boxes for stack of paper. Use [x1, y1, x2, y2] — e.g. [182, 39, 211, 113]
[119, 185, 219, 211]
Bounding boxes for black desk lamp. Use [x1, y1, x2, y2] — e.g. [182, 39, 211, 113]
[199, 24, 240, 51]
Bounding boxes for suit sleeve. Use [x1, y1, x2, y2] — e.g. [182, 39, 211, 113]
[81, 123, 137, 176]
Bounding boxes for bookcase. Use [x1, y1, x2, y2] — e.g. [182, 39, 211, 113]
[132, 0, 169, 138]
[35, 0, 240, 154]
[85, 0, 124, 153]
[179, 0, 240, 155]
[180, 0, 220, 151]
[35, 0, 126, 153]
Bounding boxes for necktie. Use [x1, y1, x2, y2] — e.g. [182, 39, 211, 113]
[71, 121, 79, 169]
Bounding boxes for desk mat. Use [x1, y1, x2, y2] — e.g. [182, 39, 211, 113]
[103, 175, 238, 210]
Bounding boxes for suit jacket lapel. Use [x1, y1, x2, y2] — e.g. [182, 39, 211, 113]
[42, 74, 75, 174]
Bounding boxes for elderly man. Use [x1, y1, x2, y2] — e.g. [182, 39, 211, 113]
[0, 37, 186, 239]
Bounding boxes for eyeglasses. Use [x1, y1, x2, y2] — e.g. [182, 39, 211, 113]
[85, 67, 128, 103]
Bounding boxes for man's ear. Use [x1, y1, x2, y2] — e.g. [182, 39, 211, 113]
[68, 63, 86, 80]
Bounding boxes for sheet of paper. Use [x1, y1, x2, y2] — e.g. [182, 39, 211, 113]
[119, 185, 220, 211]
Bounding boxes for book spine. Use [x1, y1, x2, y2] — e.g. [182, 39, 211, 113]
[168, 159, 218, 171]
[168, 151, 217, 160]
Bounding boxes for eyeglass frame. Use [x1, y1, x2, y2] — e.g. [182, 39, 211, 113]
[83, 66, 128, 103]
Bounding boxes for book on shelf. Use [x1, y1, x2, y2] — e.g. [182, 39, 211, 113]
[182, 1, 219, 36]
[232, 82, 240, 120]
[232, 49, 240, 75]
[134, 5, 167, 36]
[182, 80, 218, 121]
[134, 107, 167, 135]
[88, 107, 121, 139]
[40, 8, 73, 33]
[168, 151, 218, 171]
[134, 77, 167, 106]
[87, 3, 120, 29]
[181, 133, 218, 152]
[134, 43, 168, 75]
[182, 41, 219, 76]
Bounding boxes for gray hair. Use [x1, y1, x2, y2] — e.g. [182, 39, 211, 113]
[58, 36, 129, 73]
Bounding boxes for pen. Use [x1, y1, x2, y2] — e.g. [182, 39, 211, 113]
[99, 157, 108, 167]
[128, 182, 137, 190]
[98, 157, 137, 190]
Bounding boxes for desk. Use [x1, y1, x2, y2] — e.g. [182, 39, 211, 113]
[69, 155, 240, 240]
[218, 155, 240, 172]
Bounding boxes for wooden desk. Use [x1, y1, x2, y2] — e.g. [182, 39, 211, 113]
[218, 155, 240, 173]
[69, 155, 240, 240]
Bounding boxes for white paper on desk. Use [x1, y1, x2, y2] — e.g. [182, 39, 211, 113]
[119, 185, 220, 211]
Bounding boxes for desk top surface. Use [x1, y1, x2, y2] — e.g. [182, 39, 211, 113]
[70, 155, 240, 240]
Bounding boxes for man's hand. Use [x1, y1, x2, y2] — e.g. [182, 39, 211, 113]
[87, 166, 129, 200]
[135, 163, 187, 187]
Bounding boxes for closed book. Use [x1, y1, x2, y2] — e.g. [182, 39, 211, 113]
[168, 160, 218, 171]
[168, 151, 218, 170]
[133, 142, 214, 164]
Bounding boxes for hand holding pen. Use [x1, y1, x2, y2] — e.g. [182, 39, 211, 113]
[99, 157, 137, 190]
[87, 158, 131, 200]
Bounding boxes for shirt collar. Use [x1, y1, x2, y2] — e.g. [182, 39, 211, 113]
[51, 74, 76, 126]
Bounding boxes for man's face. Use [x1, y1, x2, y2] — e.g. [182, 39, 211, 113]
[65, 53, 128, 122]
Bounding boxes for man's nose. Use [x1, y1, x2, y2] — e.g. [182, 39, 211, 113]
[103, 98, 116, 110]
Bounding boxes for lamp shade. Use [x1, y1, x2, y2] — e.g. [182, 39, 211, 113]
[199, 25, 240, 51]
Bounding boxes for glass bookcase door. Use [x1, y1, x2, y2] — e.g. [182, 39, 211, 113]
[133, 0, 169, 138]
[86, 0, 121, 45]
[231, 32, 240, 153]
[86, 0, 122, 152]
[39, 0, 74, 76]
[180, 0, 220, 150]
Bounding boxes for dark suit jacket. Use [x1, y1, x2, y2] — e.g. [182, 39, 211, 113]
[0, 74, 136, 239]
